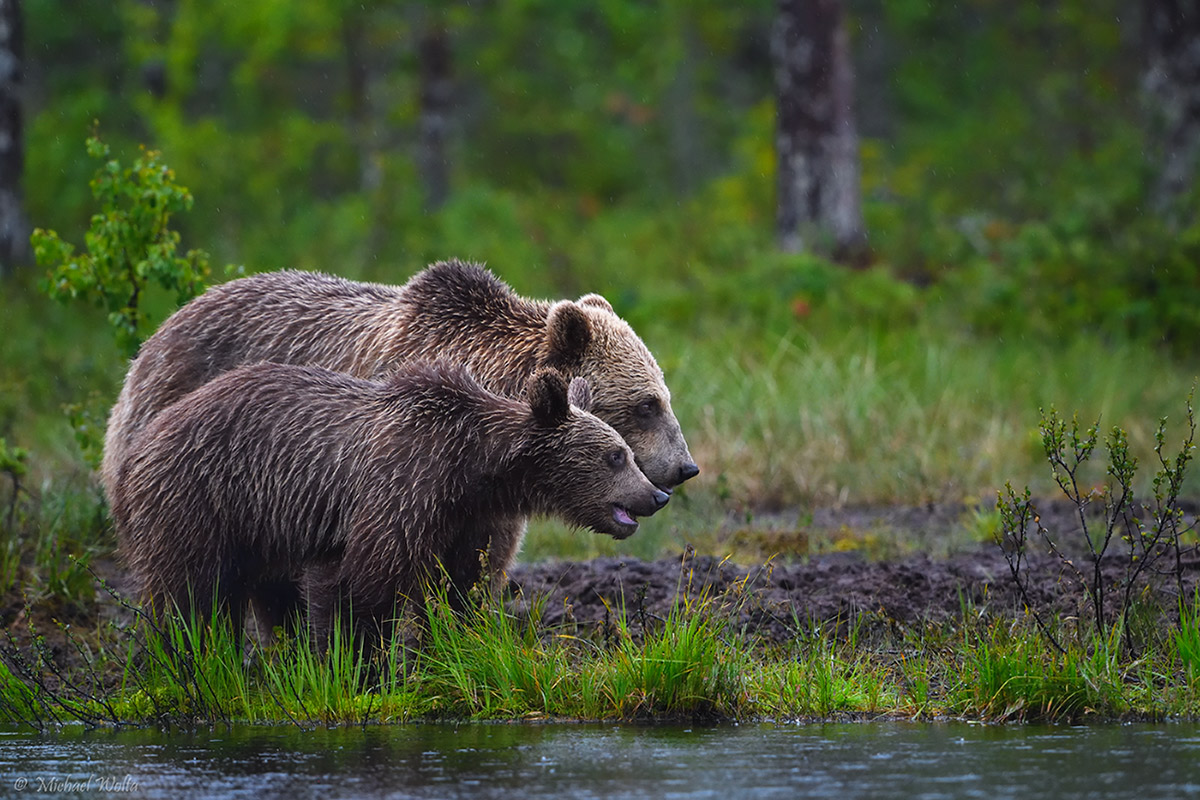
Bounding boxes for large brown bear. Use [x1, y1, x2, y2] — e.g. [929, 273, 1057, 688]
[102, 261, 697, 505]
[112, 361, 668, 650]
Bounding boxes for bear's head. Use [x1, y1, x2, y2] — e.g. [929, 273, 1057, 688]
[525, 369, 669, 540]
[537, 296, 699, 496]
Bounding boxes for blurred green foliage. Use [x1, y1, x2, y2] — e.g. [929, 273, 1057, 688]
[0, 436, 27, 531]
[15, 0, 1194, 348]
[0, 438, 27, 482]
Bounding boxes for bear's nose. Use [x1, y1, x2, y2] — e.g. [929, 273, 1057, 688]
[653, 489, 670, 510]
[677, 462, 700, 484]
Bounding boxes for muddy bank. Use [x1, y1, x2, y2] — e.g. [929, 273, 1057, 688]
[5, 500, 1197, 657]
[508, 548, 1103, 643]
[508, 499, 1200, 643]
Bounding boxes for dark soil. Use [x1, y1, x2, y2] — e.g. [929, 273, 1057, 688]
[5, 501, 1198, 665]
[510, 548, 1073, 643]
[507, 500, 1200, 644]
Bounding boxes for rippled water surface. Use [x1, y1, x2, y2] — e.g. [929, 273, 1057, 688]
[3, 721, 1199, 799]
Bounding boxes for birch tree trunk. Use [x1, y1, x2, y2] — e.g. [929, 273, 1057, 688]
[342, 8, 381, 194]
[418, 23, 451, 212]
[1143, 0, 1200, 219]
[772, 0, 866, 261]
[0, 0, 26, 277]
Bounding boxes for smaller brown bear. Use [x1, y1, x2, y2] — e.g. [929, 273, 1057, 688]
[112, 360, 667, 650]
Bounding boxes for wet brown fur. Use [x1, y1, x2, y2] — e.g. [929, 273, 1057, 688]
[111, 361, 665, 650]
[102, 262, 696, 503]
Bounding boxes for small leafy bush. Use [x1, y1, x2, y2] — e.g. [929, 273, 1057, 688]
[997, 390, 1197, 652]
[33, 136, 212, 357]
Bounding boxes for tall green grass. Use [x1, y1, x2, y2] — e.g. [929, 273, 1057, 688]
[669, 325, 1200, 511]
[6, 579, 1200, 728]
[259, 622, 384, 725]
[417, 593, 580, 719]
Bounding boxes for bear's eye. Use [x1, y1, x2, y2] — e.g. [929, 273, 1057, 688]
[634, 398, 659, 418]
[607, 449, 627, 470]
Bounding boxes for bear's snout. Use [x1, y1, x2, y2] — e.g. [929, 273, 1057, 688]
[653, 489, 670, 510]
[625, 487, 670, 519]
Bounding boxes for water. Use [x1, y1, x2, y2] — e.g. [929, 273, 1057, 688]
[2, 721, 1199, 799]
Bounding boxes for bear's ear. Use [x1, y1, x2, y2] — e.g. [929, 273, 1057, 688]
[528, 369, 571, 426]
[577, 293, 614, 314]
[542, 300, 591, 370]
[567, 376, 593, 412]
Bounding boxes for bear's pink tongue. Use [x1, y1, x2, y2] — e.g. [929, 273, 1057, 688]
[613, 505, 637, 526]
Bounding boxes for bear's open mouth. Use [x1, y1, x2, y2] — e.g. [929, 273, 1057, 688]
[612, 504, 638, 528]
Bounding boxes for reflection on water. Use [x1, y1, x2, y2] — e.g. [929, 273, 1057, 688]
[2, 720, 1199, 800]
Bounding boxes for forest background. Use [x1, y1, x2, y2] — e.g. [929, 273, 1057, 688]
[2, 0, 1200, 566]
